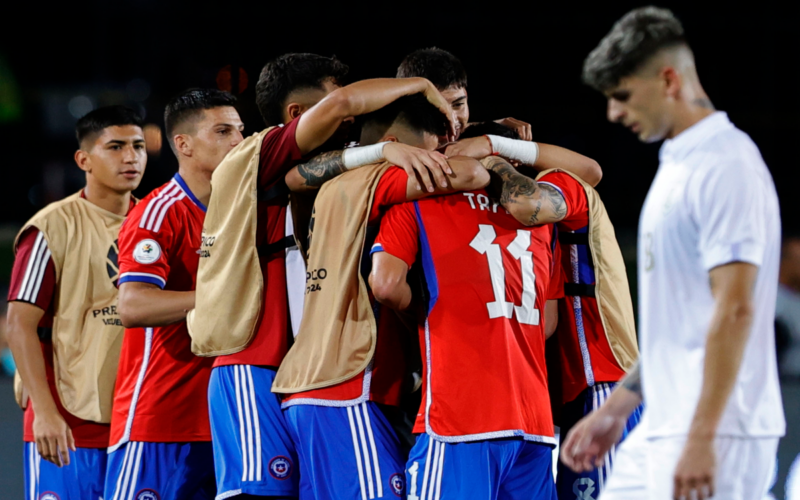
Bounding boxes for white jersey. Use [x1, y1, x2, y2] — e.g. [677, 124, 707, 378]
[638, 112, 785, 439]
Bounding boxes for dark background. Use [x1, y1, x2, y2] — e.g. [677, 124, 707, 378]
[0, 1, 798, 498]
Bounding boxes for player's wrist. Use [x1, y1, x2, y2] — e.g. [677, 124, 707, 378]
[486, 135, 539, 165]
[342, 142, 391, 170]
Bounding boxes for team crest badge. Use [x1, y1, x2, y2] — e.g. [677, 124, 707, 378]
[269, 456, 292, 479]
[135, 489, 159, 500]
[133, 239, 161, 264]
[39, 493, 60, 500]
[390, 473, 405, 496]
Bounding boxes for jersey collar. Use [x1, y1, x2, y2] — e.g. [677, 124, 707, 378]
[173, 173, 207, 212]
[659, 111, 732, 165]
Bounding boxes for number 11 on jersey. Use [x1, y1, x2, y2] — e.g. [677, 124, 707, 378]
[469, 224, 540, 325]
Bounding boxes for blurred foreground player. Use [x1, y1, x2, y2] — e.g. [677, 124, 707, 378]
[6, 106, 146, 500]
[187, 53, 456, 499]
[561, 7, 784, 500]
[369, 154, 591, 499]
[274, 95, 489, 500]
[105, 89, 243, 500]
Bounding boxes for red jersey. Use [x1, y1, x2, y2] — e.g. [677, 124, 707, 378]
[375, 191, 561, 443]
[214, 119, 305, 368]
[110, 174, 213, 448]
[538, 172, 628, 404]
[283, 167, 410, 407]
[9, 227, 110, 448]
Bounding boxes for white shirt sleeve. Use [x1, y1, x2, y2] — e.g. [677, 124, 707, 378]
[688, 158, 766, 271]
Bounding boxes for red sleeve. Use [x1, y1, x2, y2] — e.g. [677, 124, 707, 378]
[547, 238, 565, 300]
[259, 118, 305, 189]
[369, 167, 409, 223]
[538, 172, 589, 231]
[8, 227, 56, 311]
[117, 204, 175, 289]
[371, 202, 419, 268]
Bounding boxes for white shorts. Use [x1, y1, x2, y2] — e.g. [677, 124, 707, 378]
[602, 423, 778, 500]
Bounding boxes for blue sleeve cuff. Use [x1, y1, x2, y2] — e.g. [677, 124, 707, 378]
[370, 243, 385, 256]
[118, 272, 166, 289]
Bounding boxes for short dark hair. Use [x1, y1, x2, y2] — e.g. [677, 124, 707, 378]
[396, 47, 467, 91]
[459, 121, 520, 140]
[255, 53, 349, 127]
[164, 88, 237, 141]
[583, 6, 687, 92]
[75, 105, 143, 148]
[360, 93, 450, 145]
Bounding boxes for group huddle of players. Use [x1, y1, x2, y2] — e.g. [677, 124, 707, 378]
[8, 46, 641, 500]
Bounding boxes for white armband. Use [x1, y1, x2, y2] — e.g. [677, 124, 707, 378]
[486, 135, 539, 166]
[342, 142, 390, 170]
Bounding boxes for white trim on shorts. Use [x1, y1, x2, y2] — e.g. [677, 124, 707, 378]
[346, 402, 384, 500]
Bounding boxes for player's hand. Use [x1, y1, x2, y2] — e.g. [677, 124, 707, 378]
[444, 136, 493, 159]
[673, 437, 715, 500]
[384, 142, 451, 193]
[33, 407, 76, 467]
[560, 409, 626, 472]
[494, 117, 532, 141]
[421, 82, 458, 141]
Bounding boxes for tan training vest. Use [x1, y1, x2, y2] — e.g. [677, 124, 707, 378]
[13, 192, 127, 423]
[272, 162, 392, 393]
[186, 127, 277, 356]
[538, 169, 639, 371]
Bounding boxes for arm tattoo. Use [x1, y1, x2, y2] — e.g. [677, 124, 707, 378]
[296, 150, 346, 188]
[620, 361, 643, 397]
[482, 156, 567, 224]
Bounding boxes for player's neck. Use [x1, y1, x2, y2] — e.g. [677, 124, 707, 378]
[666, 87, 715, 139]
[82, 181, 131, 216]
[178, 164, 212, 207]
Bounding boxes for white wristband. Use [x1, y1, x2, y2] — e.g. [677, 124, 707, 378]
[486, 135, 539, 166]
[342, 142, 390, 170]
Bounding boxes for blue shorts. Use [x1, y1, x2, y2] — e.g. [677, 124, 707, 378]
[284, 401, 406, 500]
[104, 441, 215, 500]
[407, 434, 556, 500]
[556, 382, 643, 500]
[24, 442, 106, 500]
[208, 365, 298, 498]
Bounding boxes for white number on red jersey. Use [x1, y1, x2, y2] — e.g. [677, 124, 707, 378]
[469, 224, 540, 325]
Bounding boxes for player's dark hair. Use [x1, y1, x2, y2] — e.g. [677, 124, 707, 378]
[75, 105, 143, 147]
[256, 53, 349, 127]
[359, 93, 450, 146]
[582, 6, 687, 92]
[396, 47, 467, 91]
[164, 88, 237, 142]
[459, 121, 520, 140]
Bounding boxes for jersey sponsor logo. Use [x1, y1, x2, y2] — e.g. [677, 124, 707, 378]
[133, 239, 161, 264]
[39, 493, 60, 500]
[197, 231, 215, 258]
[268, 456, 292, 479]
[572, 478, 595, 500]
[135, 489, 160, 500]
[305, 268, 326, 294]
[390, 473, 405, 496]
[107, 239, 120, 284]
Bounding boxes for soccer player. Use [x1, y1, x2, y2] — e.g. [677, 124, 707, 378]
[561, 7, 785, 500]
[191, 54, 459, 499]
[105, 89, 243, 500]
[369, 152, 590, 498]
[276, 94, 490, 500]
[6, 105, 146, 500]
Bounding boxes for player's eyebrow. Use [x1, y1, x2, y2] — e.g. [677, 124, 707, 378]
[215, 122, 245, 131]
[452, 96, 467, 103]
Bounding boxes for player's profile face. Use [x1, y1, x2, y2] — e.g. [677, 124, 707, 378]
[191, 106, 244, 173]
[605, 76, 671, 144]
[440, 86, 469, 139]
[81, 125, 147, 193]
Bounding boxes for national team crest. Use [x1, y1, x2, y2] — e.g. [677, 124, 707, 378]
[39, 493, 60, 500]
[135, 489, 160, 500]
[269, 456, 292, 479]
[390, 473, 405, 496]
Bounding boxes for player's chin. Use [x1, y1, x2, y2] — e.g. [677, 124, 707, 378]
[114, 176, 143, 192]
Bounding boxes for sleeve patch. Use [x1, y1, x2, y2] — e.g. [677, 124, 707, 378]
[133, 239, 162, 264]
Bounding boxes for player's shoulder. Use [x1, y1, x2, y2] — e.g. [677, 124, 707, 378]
[127, 176, 195, 234]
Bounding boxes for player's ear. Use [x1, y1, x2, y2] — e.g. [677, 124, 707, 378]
[286, 102, 303, 121]
[381, 135, 400, 143]
[662, 66, 681, 98]
[174, 134, 192, 158]
[74, 149, 91, 173]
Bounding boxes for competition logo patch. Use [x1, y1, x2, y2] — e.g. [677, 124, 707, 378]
[133, 239, 161, 265]
[390, 473, 405, 496]
[269, 456, 292, 479]
[135, 489, 159, 500]
[39, 493, 60, 500]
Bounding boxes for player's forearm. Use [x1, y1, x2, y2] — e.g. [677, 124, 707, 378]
[600, 362, 644, 420]
[404, 157, 490, 201]
[118, 286, 195, 328]
[6, 312, 58, 414]
[481, 156, 566, 225]
[688, 296, 754, 439]
[534, 144, 603, 187]
[286, 150, 347, 193]
[337, 78, 431, 119]
[369, 255, 413, 311]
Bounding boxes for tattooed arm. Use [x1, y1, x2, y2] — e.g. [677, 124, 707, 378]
[481, 156, 567, 226]
[284, 150, 347, 193]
